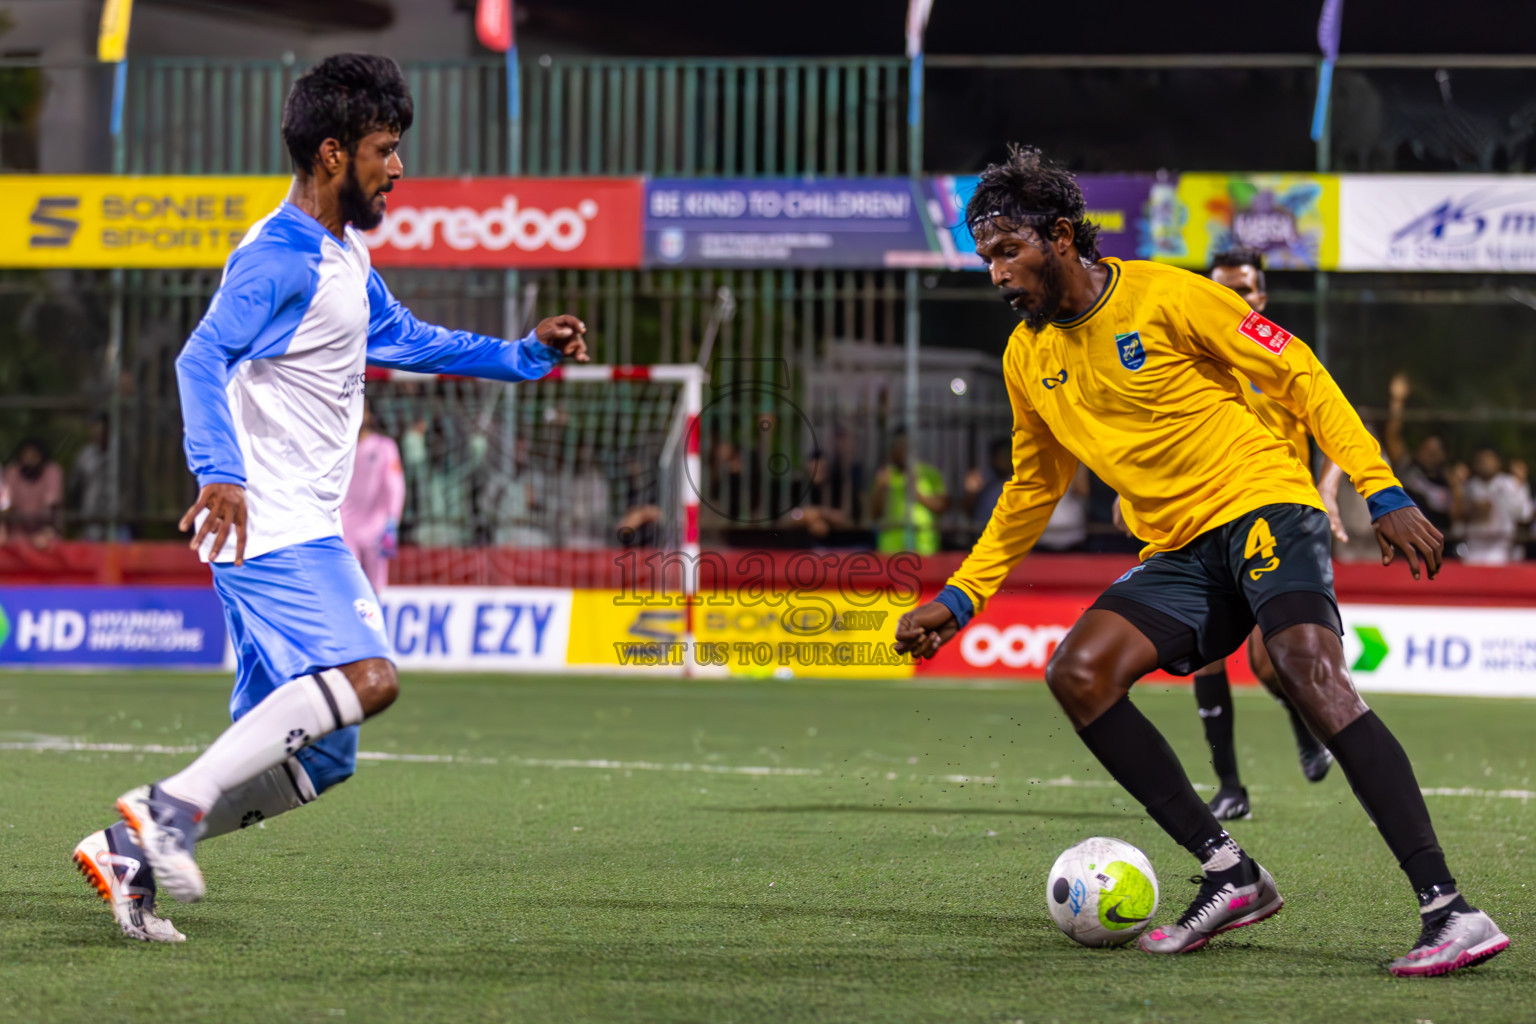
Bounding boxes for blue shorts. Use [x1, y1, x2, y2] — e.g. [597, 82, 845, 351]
[212, 535, 394, 793]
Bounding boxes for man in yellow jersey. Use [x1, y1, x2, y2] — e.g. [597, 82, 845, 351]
[1192, 248, 1344, 820]
[894, 147, 1508, 976]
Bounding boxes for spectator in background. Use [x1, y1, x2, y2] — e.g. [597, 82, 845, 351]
[872, 426, 948, 555]
[1384, 372, 1459, 536]
[1, 438, 64, 547]
[1453, 445, 1533, 565]
[71, 415, 113, 540]
[340, 407, 405, 593]
[1037, 464, 1091, 552]
[963, 436, 1012, 534]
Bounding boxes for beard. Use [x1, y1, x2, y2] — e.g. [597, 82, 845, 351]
[339, 164, 390, 231]
[999, 245, 1065, 332]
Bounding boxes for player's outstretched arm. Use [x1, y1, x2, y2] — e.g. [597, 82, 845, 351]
[890, 340, 1076, 659]
[364, 269, 586, 380]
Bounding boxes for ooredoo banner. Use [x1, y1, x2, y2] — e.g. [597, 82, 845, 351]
[0, 586, 226, 667]
[364, 178, 643, 268]
[1339, 175, 1536, 271]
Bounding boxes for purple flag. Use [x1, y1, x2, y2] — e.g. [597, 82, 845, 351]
[1317, 0, 1343, 61]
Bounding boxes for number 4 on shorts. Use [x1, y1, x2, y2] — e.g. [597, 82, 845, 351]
[1245, 518, 1280, 579]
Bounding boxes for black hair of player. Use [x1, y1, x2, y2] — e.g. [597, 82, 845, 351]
[965, 145, 1101, 262]
[281, 53, 415, 175]
[1211, 246, 1267, 293]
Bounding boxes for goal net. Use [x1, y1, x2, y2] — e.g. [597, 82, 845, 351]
[365, 364, 703, 590]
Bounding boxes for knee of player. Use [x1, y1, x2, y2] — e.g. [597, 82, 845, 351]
[1045, 644, 1100, 701]
[347, 658, 400, 716]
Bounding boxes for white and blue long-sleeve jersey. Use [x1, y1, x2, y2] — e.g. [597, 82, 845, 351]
[176, 201, 560, 562]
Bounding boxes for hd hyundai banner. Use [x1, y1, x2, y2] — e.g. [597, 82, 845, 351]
[0, 587, 226, 668]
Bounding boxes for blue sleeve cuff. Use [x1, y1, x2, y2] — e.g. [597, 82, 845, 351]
[934, 585, 976, 630]
[1366, 485, 1414, 522]
[195, 472, 246, 488]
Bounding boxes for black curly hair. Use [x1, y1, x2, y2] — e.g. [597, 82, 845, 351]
[965, 145, 1100, 262]
[281, 53, 414, 175]
[1211, 246, 1267, 291]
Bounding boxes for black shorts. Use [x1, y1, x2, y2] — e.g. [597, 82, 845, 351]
[1089, 503, 1343, 676]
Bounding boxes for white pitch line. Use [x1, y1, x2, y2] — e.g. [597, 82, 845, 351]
[2, 737, 1531, 799]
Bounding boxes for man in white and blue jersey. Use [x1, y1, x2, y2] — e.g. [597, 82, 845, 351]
[70, 54, 590, 942]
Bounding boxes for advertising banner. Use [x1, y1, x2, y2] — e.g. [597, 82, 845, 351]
[0, 176, 644, 270]
[364, 177, 643, 268]
[377, 586, 572, 671]
[928, 174, 1157, 267]
[643, 178, 942, 269]
[1341, 604, 1536, 697]
[911, 593, 1235, 683]
[0, 176, 289, 268]
[1150, 173, 1340, 270]
[566, 588, 917, 678]
[1339, 175, 1536, 271]
[0, 586, 226, 668]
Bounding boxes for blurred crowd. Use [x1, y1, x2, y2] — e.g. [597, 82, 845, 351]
[3, 372, 1533, 566]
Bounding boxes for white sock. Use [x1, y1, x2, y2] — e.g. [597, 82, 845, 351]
[1201, 835, 1245, 873]
[198, 757, 318, 841]
[160, 669, 363, 813]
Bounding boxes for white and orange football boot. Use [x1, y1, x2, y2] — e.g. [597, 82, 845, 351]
[72, 822, 186, 943]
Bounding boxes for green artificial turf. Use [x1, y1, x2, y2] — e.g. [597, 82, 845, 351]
[2, 672, 1532, 1023]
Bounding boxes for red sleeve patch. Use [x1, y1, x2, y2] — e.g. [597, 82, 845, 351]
[1238, 311, 1293, 355]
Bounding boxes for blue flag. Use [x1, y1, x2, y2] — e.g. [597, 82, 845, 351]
[1311, 0, 1343, 142]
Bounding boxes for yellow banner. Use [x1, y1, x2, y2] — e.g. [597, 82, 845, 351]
[1150, 173, 1340, 271]
[0, 176, 290, 268]
[567, 589, 917, 679]
[97, 0, 135, 63]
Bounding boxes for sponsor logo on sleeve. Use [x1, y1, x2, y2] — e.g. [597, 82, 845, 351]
[1238, 312, 1293, 355]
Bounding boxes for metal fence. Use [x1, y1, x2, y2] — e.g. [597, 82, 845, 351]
[5, 53, 1536, 548]
[124, 57, 912, 177]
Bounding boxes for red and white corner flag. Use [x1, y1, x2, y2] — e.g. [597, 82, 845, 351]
[476, 0, 513, 52]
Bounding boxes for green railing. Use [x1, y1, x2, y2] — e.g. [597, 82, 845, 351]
[126, 57, 912, 177]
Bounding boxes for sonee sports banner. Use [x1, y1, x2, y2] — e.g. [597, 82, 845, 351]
[0, 176, 643, 269]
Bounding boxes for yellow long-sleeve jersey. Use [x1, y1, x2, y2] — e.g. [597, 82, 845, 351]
[948, 258, 1400, 613]
[1240, 374, 1309, 464]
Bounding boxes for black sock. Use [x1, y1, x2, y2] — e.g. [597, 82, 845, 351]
[1078, 696, 1226, 856]
[1193, 669, 1242, 790]
[1327, 710, 1454, 894]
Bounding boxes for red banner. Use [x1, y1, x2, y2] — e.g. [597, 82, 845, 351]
[363, 178, 642, 269]
[912, 592, 1258, 683]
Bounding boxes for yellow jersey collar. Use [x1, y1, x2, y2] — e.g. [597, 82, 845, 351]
[1051, 259, 1120, 330]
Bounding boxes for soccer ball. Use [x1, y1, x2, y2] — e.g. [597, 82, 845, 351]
[1047, 836, 1159, 947]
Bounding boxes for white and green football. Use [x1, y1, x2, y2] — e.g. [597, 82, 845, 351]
[1047, 836, 1159, 947]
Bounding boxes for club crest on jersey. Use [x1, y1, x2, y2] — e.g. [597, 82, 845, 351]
[354, 598, 385, 632]
[1238, 311, 1293, 355]
[1114, 331, 1147, 371]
